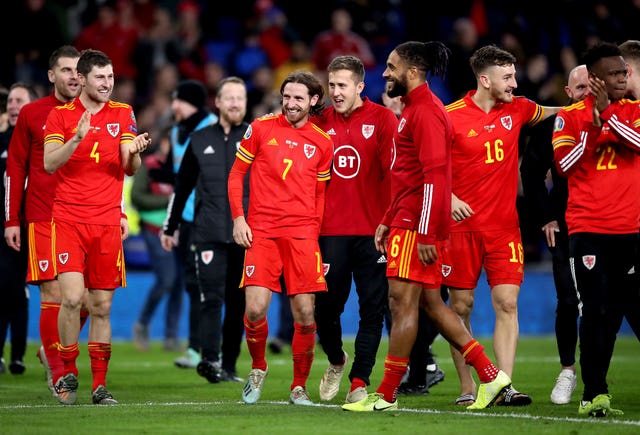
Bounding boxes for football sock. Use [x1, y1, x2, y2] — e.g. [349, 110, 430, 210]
[244, 314, 268, 371]
[376, 354, 408, 403]
[291, 322, 315, 390]
[58, 343, 80, 378]
[88, 342, 111, 390]
[461, 339, 499, 383]
[40, 302, 64, 381]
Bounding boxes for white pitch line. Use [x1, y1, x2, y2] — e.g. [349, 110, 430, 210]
[1, 400, 639, 427]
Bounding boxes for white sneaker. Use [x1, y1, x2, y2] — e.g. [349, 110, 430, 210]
[242, 367, 268, 404]
[345, 386, 367, 403]
[290, 386, 314, 406]
[319, 351, 348, 401]
[550, 369, 576, 405]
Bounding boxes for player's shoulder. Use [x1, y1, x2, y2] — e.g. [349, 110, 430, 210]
[445, 98, 466, 113]
[562, 99, 588, 113]
[256, 113, 279, 122]
[108, 100, 132, 111]
[309, 122, 332, 141]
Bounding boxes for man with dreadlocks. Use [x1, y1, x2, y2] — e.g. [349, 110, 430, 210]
[342, 41, 511, 413]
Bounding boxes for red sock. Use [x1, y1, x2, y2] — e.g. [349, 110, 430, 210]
[88, 342, 111, 391]
[376, 355, 408, 403]
[291, 322, 315, 390]
[350, 377, 366, 392]
[58, 343, 80, 378]
[80, 310, 90, 330]
[244, 314, 268, 371]
[40, 303, 64, 381]
[461, 339, 499, 383]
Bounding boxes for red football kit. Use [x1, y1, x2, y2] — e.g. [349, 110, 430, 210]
[552, 95, 640, 235]
[440, 92, 544, 288]
[381, 83, 452, 286]
[44, 98, 136, 288]
[228, 114, 333, 293]
[5, 94, 67, 282]
[313, 98, 397, 236]
[446, 91, 544, 232]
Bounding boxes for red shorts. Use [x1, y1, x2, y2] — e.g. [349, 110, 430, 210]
[441, 229, 524, 289]
[26, 221, 56, 284]
[52, 219, 125, 290]
[385, 228, 443, 288]
[241, 237, 327, 295]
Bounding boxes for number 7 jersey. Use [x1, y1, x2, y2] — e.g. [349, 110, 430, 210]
[234, 113, 333, 238]
[446, 91, 543, 232]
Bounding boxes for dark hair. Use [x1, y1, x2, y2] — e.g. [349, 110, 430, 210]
[327, 55, 365, 83]
[279, 70, 325, 116]
[216, 76, 246, 95]
[77, 49, 112, 77]
[49, 45, 80, 70]
[469, 45, 517, 76]
[393, 41, 451, 80]
[9, 81, 39, 102]
[619, 40, 640, 63]
[582, 42, 623, 71]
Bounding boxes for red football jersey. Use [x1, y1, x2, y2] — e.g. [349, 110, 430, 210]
[446, 91, 543, 232]
[552, 95, 640, 234]
[234, 114, 333, 238]
[313, 98, 397, 236]
[44, 98, 137, 225]
[5, 94, 63, 226]
[382, 83, 453, 245]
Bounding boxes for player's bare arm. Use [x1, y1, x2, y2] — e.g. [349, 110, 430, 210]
[451, 193, 474, 222]
[44, 109, 91, 173]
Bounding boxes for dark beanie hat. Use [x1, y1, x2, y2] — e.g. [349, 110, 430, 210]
[173, 80, 207, 109]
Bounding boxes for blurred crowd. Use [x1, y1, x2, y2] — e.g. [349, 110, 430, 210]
[2, 0, 639, 143]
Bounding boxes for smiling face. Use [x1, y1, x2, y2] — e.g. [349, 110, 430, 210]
[327, 69, 364, 117]
[50, 55, 80, 102]
[81, 64, 114, 104]
[483, 63, 518, 103]
[281, 82, 317, 128]
[382, 50, 410, 98]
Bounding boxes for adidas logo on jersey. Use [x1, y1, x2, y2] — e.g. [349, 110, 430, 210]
[327, 128, 336, 135]
[267, 138, 279, 146]
[204, 145, 215, 154]
[467, 129, 478, 137]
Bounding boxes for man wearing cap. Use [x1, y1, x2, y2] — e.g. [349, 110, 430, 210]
[166, 79, 218, 369]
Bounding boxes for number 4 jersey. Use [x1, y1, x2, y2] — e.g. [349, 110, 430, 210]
[44, 98, 137, 225]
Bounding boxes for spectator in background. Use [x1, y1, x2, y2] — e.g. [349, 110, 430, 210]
[131, 128, 183, 353]
[273, 40, 314, 92]
[0, 82, 39, 375]
[173, 0, 208, 82]
[311, 8, 376, 78]
[447, 17, 481, 101]
[74, 0, 140, 82]
[12, 0, 67, 91]
[168, 80, 218, 370]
